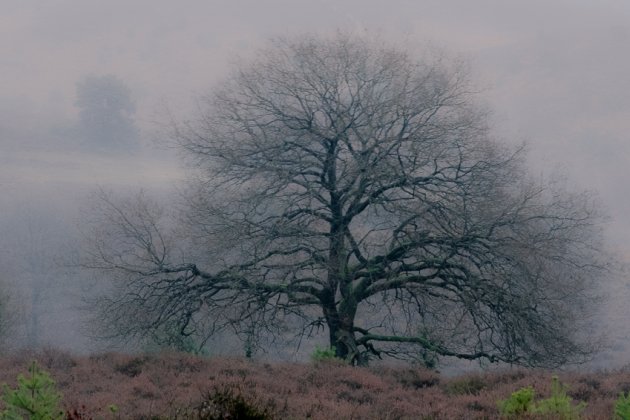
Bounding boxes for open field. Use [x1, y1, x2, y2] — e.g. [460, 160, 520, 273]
[0, 349, 629, 419]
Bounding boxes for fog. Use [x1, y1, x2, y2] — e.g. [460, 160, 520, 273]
[2, 0, 629, 366]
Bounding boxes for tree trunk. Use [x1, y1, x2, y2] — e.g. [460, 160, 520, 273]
[323, 300, 363, 365]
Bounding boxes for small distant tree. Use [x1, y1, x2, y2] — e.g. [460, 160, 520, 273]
[75, 74, 139, 152]
[1, 362, 64, 420]
[81, 34, 610, 367]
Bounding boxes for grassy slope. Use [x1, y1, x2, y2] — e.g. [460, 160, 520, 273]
[0, 348, 624, 419]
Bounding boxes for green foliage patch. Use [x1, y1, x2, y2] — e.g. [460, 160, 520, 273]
[615, 391, 630, 420]
[310, 346, 340, 363]
[498, 375, 586, 419]
[0, 362, 64, 420]
[498, 385, 535, 416]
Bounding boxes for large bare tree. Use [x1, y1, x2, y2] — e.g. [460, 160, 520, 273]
[83, 35, 608, 366]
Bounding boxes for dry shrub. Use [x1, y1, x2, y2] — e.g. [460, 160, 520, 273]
[115, 356, 146, 377]
[443, 374, 488, 396]
[38, 347, 78, 371]
[65, 405, 92, 419]
[194, 386, 275, 419]
[391, 368, 440, 390]
[489, 369, 527, 385]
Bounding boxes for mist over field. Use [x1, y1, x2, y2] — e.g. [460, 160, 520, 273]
[1, 0, 629, 371]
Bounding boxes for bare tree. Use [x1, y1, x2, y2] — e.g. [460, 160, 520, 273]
[82, 34, 609, 366]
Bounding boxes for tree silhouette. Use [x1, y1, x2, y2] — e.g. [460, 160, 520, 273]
[82, 35, 609, 366]
[75, 74, 139, 152]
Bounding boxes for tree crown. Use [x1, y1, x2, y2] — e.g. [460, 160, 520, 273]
[84, 34, 609, 367]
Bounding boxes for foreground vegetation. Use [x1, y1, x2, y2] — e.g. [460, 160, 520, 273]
[1, 350, 630, 418]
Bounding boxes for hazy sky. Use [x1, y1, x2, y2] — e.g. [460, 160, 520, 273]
[3, 0, 630, 252]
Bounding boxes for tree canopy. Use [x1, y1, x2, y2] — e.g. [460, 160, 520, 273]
[83, 34, 609, 367]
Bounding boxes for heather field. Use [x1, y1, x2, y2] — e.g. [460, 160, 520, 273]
[1, 349, 630, 419]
